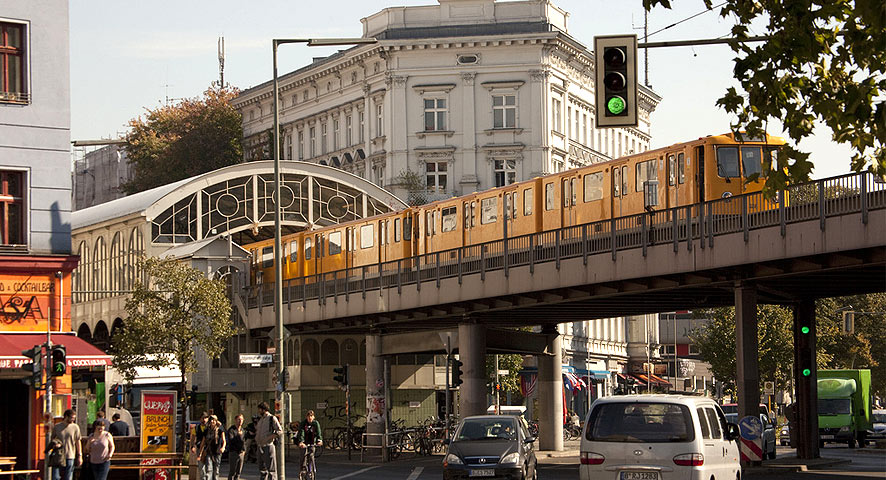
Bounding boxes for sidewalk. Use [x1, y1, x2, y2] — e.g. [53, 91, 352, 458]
[744, 456, 852, 474]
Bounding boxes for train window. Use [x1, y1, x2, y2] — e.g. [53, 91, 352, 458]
[523, 188, 533, 215]
[668, 155, 676, 186]
[622, 166, 629, 195]
[404, 216, 413, 240]
[290, 241, 298, 262]
[262, 247, 273, 268]
[329, 232, 342, 255]
[426, 212, 434, 236]
[442, 207, 457, 232]
[741, 147, 763, 178]
[635, 159, 657, 192]
[360, 224, 374, 248]
[348, 228, 356, 251]
[480, 197, 498, 224]
[562, 180, 570, 208]
[511, 192, 518, 219]
[380, 221, 388, 244]
[394, 218, 401, 242]
[583, 172, 603, 202]
[678, 153, 686, 184]
[305, 238, 312, 260]
[716, 146, 740, 178]
[470, 202, 477, 227]
[545, 183, 554, 210]
[317, 235, 325, 257]
[464, 203, 471, 229]
[613, 167, 621, 197]
[571, 178, 578, 205]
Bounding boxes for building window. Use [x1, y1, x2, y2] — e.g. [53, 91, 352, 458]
[359, 111, 365, 143]
[309, 127, 316, 157]
[568, 107, 572, 137]
[371, 164, 384, 186]
[493, 159, 516, 187]
[582, 114, 588, 144]
[0, 22, 26, 103]
[321, 122, 328, 154]
[333, 119, 340, 150]
[346, 115, 353, 146]
[423, 98, 447, 131]
[285, 134, 292, 160]
[376, 103, 384, 136]
[552, 98, 562, 133]
[0, 171, 24, 244]
[426, 162, 448, 192]
[303, 90, 309, 102]
[298, 131, 304, 160]
[574, 109, 580, 141]
[492, 94, 516, 128]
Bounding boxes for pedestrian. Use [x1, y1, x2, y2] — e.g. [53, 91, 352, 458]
[86, 420, 115, 480]
[294, 410, 322, 476]
[94, 410, 111, 431]
[255, 402, 282, 480]
[199, 415, 226, 480]
[49, 409, 82, 480]
[108, 413, 129, 437]
[226, 415, 246, 480]
[192, 412, 210, 480]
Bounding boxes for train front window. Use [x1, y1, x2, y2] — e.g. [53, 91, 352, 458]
[741, 146, 763, 178]
[716, 147, 740, 178]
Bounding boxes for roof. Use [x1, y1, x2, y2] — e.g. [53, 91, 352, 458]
[72, 176, 194, 230]
[159, 234, 250, 260]
[592, 394, 716, 405]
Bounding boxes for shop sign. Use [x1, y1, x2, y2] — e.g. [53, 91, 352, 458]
[0, 275, 66, 332]
[141, 390, 177, 453]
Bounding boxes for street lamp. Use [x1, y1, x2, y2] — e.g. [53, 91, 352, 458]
[271, 35, 377, 480]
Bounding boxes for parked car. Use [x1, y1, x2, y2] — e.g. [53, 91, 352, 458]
[725, 412, 777, 459]
[779, 423, 790, 446]
[581, 395, 741, 480]
[866, 409, 886, 444]
[443, 415, 537, 480]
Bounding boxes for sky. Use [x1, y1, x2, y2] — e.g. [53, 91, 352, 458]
[69, 0, 853, 179]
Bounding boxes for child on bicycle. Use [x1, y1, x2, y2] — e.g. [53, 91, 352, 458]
[294, 411, 323, 476]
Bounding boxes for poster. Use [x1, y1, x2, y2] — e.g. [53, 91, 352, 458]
[140, 390, 177, 453]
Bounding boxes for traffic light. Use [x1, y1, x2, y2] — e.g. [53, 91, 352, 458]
[333, 365, 349, 388]
[451, 359, 464, 387]
[594, 34, 638, 128]
[797, 312, 814, 378]
[50, 345, 67, 377]
[20, 345, 43, 388]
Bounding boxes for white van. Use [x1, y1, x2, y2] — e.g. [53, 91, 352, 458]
[580, 395, 742, 480]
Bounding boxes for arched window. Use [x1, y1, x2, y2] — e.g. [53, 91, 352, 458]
[286, 338, 299, 366]
[76, 322, 92, 342]
[359, 339, 367, 365]
[128, 227, 145, 287]
[93, 237, 106, 300]
[93, 320, 110, 351]
[301, 339, 319, 366]
[341, 338, 359, 366]
[74, 241, 90, 303]
[109, 232, 124, 294]
[320, 339, 339, 365]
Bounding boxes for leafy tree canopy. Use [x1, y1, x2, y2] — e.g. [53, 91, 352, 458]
[644, 0, 885, 192]
[123, 86, 243, 194]
[486, 354, 526, 396]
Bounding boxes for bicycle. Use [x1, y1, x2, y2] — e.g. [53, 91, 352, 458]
[298, 442, 321, 480]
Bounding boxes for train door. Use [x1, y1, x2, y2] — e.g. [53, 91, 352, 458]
[666, 153, 678, 208]
[561, 176, 579, 227]
[314, 233, 324, 274]
[378, 219, 390, 264]
[463, 200, 476, 246]
[712, 144, 742, 199]
[696, 146, 706, 202]
[611, 164, 629, 217]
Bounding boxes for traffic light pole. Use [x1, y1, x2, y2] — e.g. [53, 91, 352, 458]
[445, 337, 451, 435]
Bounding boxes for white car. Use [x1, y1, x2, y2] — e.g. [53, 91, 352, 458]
[580, 395, 742, 480]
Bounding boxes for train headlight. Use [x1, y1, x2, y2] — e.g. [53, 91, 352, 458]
[721, 192, 734, 198]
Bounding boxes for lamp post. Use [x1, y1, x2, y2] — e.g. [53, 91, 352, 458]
[271, 36, 377, 479]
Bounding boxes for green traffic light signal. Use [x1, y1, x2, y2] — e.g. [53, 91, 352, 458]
[801, 326, 810, 334]
[802, 368, 811, 376]
[607, 96, 626, 115]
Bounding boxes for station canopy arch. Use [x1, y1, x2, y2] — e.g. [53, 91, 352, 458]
[73, 161, 407, 246]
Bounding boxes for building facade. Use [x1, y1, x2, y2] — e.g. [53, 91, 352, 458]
[72, 143, 132, 211]
[234, 0, 660, 203]
[0, 2, 106, 472]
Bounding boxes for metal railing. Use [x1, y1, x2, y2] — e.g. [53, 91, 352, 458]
[247, 172, 885, 310]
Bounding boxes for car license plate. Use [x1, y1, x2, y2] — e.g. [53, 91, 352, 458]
[469, 469, 495, 477]
[820, 435, 834, 440]
[620, 473, 660, 480]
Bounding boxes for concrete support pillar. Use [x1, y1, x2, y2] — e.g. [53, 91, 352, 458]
[458, 322, 487, 418]
[365, 334, 386, 449]
[734, 283, 760, 464]
[538, 325, 563, 451]
[793, 300, 820, 459]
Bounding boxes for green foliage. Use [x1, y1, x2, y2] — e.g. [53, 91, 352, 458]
[817, 293, 886, 396]
[123, 85, 243, 194]
[643, 0, 886, 193]
[486, 354, 526, 396]
[112, 257, 235, 381]
[396, 169, 430, 206]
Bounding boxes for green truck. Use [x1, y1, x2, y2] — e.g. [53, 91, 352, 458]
[818, 369, 872, 448]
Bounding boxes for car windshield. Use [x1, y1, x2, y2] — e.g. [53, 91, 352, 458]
[725, 413, 737, 424]
[721, 404, 738, 415]
[871, 413, 886, 423]
[586, 402, 695, 443]
[818, 399, 851, 415]
[456, 418, 517, 441]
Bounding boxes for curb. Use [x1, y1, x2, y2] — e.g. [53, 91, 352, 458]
[745, 458, 852, 475]
[539, 450, 579, 458]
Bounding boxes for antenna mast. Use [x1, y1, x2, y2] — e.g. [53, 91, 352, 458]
[218, 36, 225, 88]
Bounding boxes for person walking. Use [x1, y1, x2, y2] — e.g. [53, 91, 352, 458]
[199, 415, 226, 480]
[226, 415, 246, 480]
[255, 402, 282, 480]
[86, 420, 115, 480]
[192, 413, 210, 480]
[108, 413, 129, 437]
[294, 410, 323, 477]
[49, 409, 82, 480]
[94, 411, 111, 431]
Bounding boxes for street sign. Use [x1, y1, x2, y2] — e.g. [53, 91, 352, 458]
[738, 415, 763, 462]
[497, 370, 510, 376]
[239, 354, 273, 365]
[763, 381, 775, 395]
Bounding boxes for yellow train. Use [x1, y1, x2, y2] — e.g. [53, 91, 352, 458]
[247, 132, 785, 284]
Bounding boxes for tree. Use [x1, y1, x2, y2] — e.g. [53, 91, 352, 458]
[112, 257, 235, 451]
[123, 85, 243, 194]
[486, 354, 526, 398]
[644, 0, 886, 193]
[817, 293, 886, 396]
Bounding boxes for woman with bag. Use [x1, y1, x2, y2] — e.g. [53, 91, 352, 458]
[199, 415, 226, 480]
[86, 420, 115, 480]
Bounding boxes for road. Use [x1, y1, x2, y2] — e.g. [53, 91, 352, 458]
[223, 443, 884, 480]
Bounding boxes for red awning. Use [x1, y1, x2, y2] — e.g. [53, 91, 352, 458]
[0, 333, 111, 369]
[632, 373, 672, 386]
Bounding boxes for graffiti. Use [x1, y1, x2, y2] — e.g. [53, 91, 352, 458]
[366, 395, 386, 424]
[0, 295, 44, 324]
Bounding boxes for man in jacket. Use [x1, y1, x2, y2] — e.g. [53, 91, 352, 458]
[255, 402, 282, 480]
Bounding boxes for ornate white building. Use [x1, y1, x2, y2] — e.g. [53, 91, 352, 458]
[233, 0, 661, 202]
